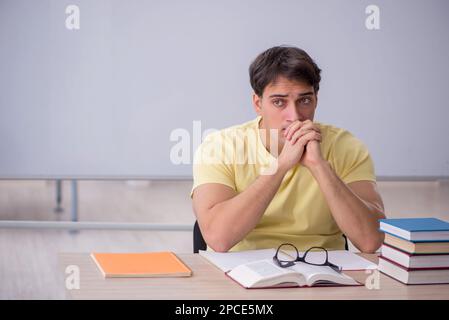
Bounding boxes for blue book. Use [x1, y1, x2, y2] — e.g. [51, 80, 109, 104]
[379, 218, 449, 242]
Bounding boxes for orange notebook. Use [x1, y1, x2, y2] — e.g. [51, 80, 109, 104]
[91, 252, 192, 278]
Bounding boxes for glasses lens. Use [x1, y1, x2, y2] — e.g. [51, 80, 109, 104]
[278, 244, 297, 262]
[304, 248, 328, 265]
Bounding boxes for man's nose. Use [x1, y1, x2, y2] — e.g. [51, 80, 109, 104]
[284, 102, 300, 122]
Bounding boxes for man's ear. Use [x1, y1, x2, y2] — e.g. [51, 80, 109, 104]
[252, 93, 262, 115]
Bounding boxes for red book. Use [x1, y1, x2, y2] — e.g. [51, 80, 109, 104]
[378, 256, 449, 285]
[381, 243, 449, 269]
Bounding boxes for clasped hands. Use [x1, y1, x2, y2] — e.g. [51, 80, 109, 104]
[278, 120, 324, 171]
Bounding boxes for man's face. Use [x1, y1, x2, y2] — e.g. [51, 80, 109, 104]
[252, 76, 318, 145]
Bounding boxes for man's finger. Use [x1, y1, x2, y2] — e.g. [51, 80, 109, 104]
[290, 128, 317, 144]
[293, 131, 321, 146]
[286, 121, 320, 140]
[289, 126, 320, 143]
[284, 121, 302, 140]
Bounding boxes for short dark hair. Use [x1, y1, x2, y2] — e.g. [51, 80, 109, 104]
[249, 46, 322, 97]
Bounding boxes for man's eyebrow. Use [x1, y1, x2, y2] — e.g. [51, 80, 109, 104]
[268, 92, 314, 98]
[298, 92, 314, 97]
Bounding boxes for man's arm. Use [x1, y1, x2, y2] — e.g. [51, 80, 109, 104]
[192, 167, 288, 252]
[301, 139, 386, 253]
[284, 120, 386, 253]
[192, 128, 322, 252]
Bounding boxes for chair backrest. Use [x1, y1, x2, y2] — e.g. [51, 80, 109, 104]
[193, 220, 349, 252]
[343, 234, 349, 251]
[193, 220, 207, 253]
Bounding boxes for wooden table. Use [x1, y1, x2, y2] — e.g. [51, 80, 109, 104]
[59, 253, 449, 299]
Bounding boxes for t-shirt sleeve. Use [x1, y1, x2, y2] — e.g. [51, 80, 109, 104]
[329, 130, 376, 184]
[190, 134, 236, 198]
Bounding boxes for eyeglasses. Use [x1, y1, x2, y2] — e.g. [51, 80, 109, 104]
[273, 243, 342, 273]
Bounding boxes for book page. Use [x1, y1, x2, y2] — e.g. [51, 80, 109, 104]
[227, 259, 304, 288]
[290, 262, 359, 286]
[283, 250, 377, 271]
[245, 260, 292, 277]
[199, 248, 291, 272]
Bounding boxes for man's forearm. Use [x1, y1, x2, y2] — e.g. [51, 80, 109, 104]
[207, 164, 289, 252]
[309, 161, 385, 253]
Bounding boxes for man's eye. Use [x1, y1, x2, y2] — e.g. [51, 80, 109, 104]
[273, 99, 284, 107]
[300, 97, 312, 105]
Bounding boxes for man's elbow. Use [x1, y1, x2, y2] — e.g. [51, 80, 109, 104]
[358, 211, 386, 253]
[205, 239, 232, 253]
[208, 242, 231, 253]
[358, 232, 384, 253]
[202, 228, 233, 253]
[359, 244, 379, 254]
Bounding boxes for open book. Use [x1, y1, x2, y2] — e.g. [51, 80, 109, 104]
[227, 258, 360, 288]
[199, 248, 377, 272]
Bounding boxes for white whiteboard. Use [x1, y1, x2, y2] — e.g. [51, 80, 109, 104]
[1, 0, 448, 178]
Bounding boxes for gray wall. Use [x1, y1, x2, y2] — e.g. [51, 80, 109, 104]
[1, 0, 448, 178]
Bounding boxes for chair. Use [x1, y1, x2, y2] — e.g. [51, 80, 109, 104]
[192, 220, 349, 252]
[193, 220, 207, 253]
[343, 234, 349, 251]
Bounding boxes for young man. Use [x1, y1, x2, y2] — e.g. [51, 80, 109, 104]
[191, 46, 385, 253]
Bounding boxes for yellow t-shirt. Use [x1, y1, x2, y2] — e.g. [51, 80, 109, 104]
[191, 116, 376, 251]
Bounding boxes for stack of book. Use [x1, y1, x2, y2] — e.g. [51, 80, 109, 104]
[378, 218, 449, 284]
